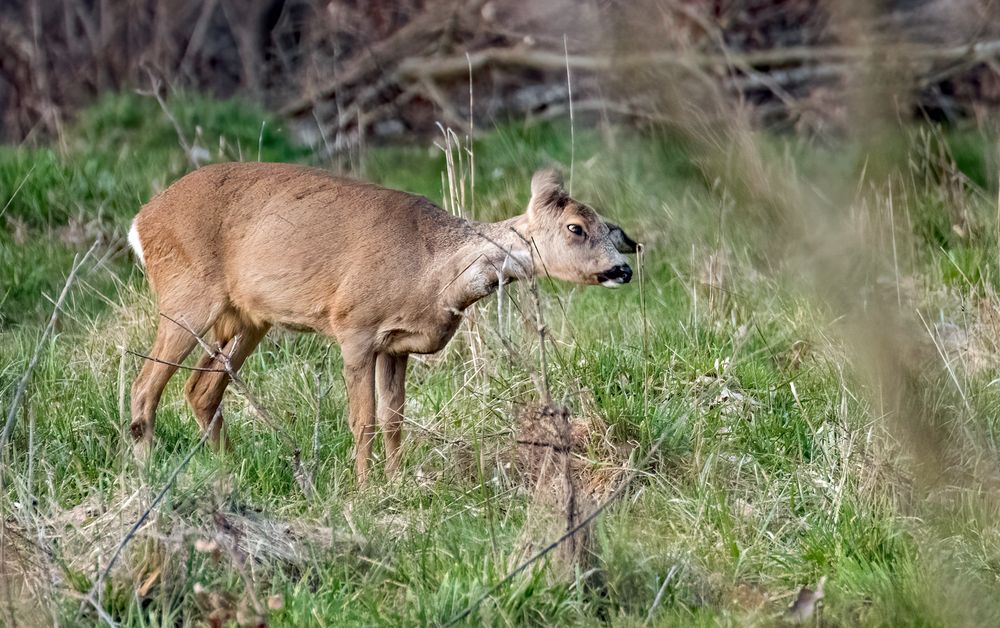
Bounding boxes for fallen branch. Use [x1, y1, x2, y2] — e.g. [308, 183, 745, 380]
[279, 0, 487, 116]
[396, 39, 1000, 83]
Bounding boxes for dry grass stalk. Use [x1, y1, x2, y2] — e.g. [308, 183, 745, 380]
[76, 406, 225, 623]
[1, 241, 97, 452]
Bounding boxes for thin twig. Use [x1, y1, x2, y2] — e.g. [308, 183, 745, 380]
[78, 409, 223, 626]
[25, 406, 35, 504]
[157, 311, 316, 510]
[138, 68, 198, 169]
[466, 51, 476, 219]
[2, 242, 95, 451]
[527, 274, 551, 403]
[496, 227, 554, 400]
[446, 423, 675, 625]
[311, 349, 334, 476]
[638, 245, 650, 419]
[159, 313, 296, 448]
[67, 589, 118, 627]
[117, 345, 129, 493]
[312, 371, 323, 465]
[126, 349, 228, 372]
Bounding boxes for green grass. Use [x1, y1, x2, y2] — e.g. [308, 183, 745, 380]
[3, 92, 1000, 626]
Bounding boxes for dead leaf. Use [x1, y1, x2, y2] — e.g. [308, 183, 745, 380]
[136, 565, 161, 597]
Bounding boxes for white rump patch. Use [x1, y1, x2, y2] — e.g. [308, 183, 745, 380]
[128, 219, 145, 266]
[601, 279, 623, 289]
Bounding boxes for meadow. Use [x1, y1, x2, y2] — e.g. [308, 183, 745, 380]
[3, 92, 1000, 626]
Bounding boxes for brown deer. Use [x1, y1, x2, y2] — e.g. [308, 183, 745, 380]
[127, 163, 637, 484]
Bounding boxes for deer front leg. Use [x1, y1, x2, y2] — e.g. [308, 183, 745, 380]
[376, 353, 408, 478]
[342, 346, 377, 485]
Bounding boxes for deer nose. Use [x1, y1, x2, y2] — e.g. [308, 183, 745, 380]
[614, 264, 633, 283]
[598, 264, 632, 285]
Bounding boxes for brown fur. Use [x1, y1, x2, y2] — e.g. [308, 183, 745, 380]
[128, 162, 636, 483]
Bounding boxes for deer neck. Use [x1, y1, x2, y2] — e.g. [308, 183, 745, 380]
[440, 215, 534, 313]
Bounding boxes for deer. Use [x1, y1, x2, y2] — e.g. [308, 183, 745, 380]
[127, 163, 638, 484]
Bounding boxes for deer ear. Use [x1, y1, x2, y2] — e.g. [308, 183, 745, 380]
[529, 168, 567, 215]
[606, 222, 640, 254]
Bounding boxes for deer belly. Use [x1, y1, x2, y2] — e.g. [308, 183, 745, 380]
[227, 272, 330, 332]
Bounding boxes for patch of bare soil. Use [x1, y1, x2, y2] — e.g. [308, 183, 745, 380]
[508, 402, 633, 580]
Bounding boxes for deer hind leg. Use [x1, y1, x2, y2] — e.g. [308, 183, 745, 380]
[341, 342, 377, 486]
[376, 353, 408, 478]
[130, 305, 218, 456]
[183, 315, 269, 449]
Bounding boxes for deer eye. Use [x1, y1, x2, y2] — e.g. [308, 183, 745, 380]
[567, 224, 585, 236]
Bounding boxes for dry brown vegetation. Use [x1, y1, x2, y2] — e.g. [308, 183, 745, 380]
[4, 0, 1000, 145]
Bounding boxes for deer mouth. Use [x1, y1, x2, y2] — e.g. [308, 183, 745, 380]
[596, 264, 632, 288]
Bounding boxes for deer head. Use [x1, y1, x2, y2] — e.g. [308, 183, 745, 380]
[522, 168, 638, 287]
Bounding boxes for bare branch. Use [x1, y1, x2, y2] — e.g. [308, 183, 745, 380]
[137, 69, 199, 170]
[126, 349, 228, 373]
